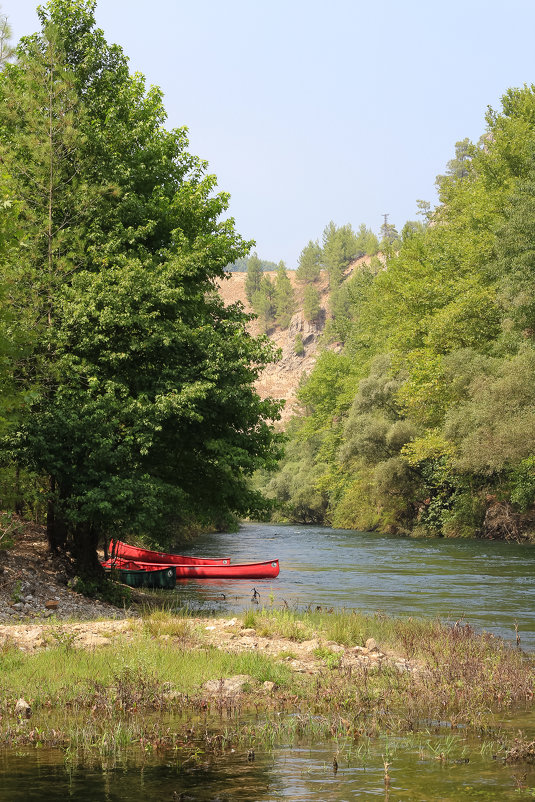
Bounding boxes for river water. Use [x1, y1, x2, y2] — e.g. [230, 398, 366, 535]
[174, 523, 535, 650]
[2, 731, 535, 801]
[2, 524, 535, 800]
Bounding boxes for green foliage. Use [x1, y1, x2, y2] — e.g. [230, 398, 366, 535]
[445, 349, 535, 473]
[0, 0, 282, 570]
[0, 511, 23, 551]
[273, 261, 295, 328]
[355, 223, 379, 256]
[294, 332, 305, 356]
[508, 456, 535, 511]
[245, 253, 264, 302]
[303, 284, 322, 323]
[252, 274, 275, 331]
[69, 574, 132, 606]
[269, 84, 535, 541]
[321, 221, 362, 287]
[296, 240, 322, 282]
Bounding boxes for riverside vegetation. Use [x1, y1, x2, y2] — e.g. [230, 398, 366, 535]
[1, 606, 535, 772]
[258, 89, 535, 544]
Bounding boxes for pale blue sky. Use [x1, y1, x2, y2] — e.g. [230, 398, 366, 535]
[4, 0, 535, 266]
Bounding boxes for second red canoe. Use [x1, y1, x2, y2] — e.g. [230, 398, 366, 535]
[103, 556, 280, 580]
[109, 539, 231, 566]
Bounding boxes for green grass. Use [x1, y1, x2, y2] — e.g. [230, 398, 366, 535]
[0, 634, 294, 710]
[242, 608, 315, 641]
[1, 607, 534, 757]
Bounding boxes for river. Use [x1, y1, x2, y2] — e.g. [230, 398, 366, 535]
[174, 523, 535, 649]
[2, 523, 535, 801]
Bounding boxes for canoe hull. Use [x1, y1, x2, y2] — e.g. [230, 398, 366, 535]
[115, 566, 177, 589]
[103, 557, 280, 580]
[109, 539, 230, 566]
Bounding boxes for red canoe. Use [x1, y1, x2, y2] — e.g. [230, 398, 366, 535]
[109, 539, 231, 566]
[102, 556, 280, 580]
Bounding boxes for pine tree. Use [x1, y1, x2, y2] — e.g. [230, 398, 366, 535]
[294, 332, 305, 356]
[321, 221, 360, 287]
[245, 253, 263, 303]
[296, 240, 321, 282]
[274, 261, 295, 328]
[303, 284, 321, 323]
[252, 274, 275, 331]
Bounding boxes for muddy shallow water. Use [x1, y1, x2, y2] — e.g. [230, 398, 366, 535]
[2, 729, 535, 801]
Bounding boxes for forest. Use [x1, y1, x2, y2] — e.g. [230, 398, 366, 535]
[262, 92, 535, 543]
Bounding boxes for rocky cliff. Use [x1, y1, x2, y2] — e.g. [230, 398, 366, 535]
[217, 256, 372, 426]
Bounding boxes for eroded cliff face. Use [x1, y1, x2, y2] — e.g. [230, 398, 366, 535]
[217, 258, 376, 425]
[216, 271, 327, 424]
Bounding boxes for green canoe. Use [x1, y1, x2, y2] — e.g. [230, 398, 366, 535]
[114, 565, 176, 589]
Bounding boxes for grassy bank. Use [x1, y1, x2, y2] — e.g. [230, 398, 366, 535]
[0, 608, 534, 763]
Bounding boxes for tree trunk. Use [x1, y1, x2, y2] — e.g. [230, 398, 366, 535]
[46, 476, 68, 554]
[70, 523, 102, 578]
[14, 465, 23, 517]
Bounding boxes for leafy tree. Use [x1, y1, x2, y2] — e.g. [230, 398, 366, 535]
[446, 137, 473, 180]
[296, 240, 321, 282]
[269, 85, 535, 541]
[0, 0, 282, 572]
[0, 7, 13, 68]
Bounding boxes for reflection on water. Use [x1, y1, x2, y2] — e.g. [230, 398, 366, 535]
[1, 734, 534, 801]
[171, 523, 535, 649]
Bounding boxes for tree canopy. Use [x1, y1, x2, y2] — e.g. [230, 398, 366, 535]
[265, 84, 535, 543]
[0, 0, 282, 572]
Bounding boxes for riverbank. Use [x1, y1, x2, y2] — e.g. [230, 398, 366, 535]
[0, 518, 130, 622]
[1, 606, 534, 761]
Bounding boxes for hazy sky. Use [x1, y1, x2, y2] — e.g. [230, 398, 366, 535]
[4, 0, 535, 266]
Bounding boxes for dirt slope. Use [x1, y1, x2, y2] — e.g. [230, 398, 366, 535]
[217, 257, 372, 425]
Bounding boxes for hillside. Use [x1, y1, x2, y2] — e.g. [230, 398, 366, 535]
[217, 257, 374, 425]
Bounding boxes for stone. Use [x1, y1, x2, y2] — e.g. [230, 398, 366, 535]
[262, 681, 276, 693]
[75, 634, 109, 648]
[45, 600, 58, 610]
[15, 698, 31, 718]
[240, 628, 256, 637]
[300, 638, 320, 652]
[328, 644, 345, 654]
[203, 674, 253, 695]
[365, 637, 378, 652]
